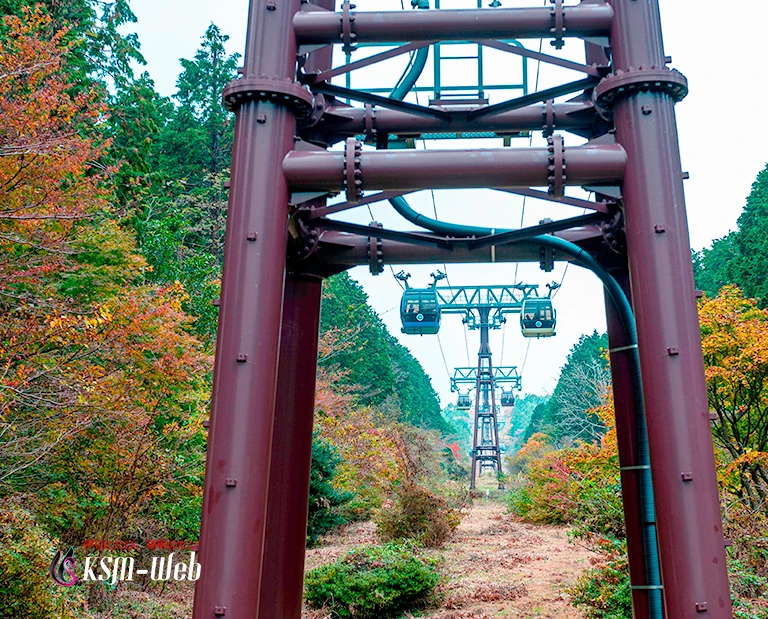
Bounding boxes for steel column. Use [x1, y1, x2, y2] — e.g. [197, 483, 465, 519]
[604, 268, 651, 619]
[293, 4, 613, 44]
[258, 275, 323, 619]
[469, 372, 480, 490]
[192, 0, 301, 616]
[257, 15, 334, 615]
[284, 143, 627, 192]
[609, 1, 732, 616]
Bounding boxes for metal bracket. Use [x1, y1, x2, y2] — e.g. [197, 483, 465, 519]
[601, 207, 626, 254]
[539, 245, 555, 272]
[287, 217, 320, 263]
[343, 138, 363, 203]
[367, 221, 384, 275]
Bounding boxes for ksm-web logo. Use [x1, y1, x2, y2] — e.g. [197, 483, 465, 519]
[49, 547, 201, 586]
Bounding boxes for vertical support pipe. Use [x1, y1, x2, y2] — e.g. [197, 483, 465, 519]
[192, 0, 301, 616]
[488, 369, 503, 489]
[470, 363, 481, 490]
[604, 267, 652, 619]
[258, 10, 334, 615]
[610, 1, 732, 616]
[259, 275, 323, 619]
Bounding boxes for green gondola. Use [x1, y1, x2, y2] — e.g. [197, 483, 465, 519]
[400, 288, 441, 335]
[520, 297, 556, 338]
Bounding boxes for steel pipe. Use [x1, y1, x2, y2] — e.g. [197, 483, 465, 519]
[609, 1, 732, 616]
[322, 101, 595, 138]
[293, 4, 613, 44]
[258, 275, 323, 619]
[284, 143, 626, 193]
[191, 0, 301, 616]
[311, 227, 600, 268]
[257, 8, 334, 615]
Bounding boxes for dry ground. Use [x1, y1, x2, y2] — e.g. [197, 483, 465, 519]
[303, 499, 597, 619]
[94, 497, 595, 618]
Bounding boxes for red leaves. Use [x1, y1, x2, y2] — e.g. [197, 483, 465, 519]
[0, 7, 110, 285]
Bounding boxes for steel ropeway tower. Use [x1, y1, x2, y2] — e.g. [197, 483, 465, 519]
[191, 1, 735, 617]
[397, 273, 554, 488]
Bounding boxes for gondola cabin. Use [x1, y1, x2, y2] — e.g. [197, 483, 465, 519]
[520, 297, 556, 338]
[500, 389, 515, 407]
[400, 288, 441, 335]
[457, 393, 472, 410]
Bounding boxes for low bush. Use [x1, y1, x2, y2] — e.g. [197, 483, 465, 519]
[0, 502, 81, 618]
[506, 486, 532, 519]
[724, 502, 768, 617]
[567, 537, 631, 619]
[375, 480, 461, 548]
[303, 542, 440, 618]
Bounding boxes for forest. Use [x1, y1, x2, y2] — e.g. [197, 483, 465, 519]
[1, 2, 767, 618]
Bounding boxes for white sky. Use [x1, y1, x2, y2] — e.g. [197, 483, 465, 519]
[128, 1, 768, 406]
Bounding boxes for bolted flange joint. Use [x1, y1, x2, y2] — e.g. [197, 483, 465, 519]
[594, 65, 688, 112]
[364, 104, 378, 144]
[601, 207, 627, 255]
[367, 221, 384, 275]
[547, 134, 566, 199]
[341, 0, 358, 56]
[343, 138, 363, 203]
[222, 76, 314, 119]
[549, 0, 565, 50]
[541, 99, 556, 138]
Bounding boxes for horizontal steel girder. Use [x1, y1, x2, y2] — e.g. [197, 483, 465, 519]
[434, 285, 536, 311]
[321, 101, 595, 138]
[283, 143, 626, 193]
[293, 4, 613, 45]
[307, 225, 601, 268]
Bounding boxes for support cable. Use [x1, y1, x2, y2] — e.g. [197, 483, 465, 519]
[436, 333, 452, 381]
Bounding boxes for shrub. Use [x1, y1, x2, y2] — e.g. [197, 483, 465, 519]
[506, 486, 532, 519]
[303, 542, 440, 618]
[568, 538, 632, 619]
[724, 502, 768, 615]
[307, 434, 353, 545]
[0, 502, 80, 619]
[375, 480, 461, 548]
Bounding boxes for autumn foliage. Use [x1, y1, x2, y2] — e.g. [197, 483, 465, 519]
[700, 285, 768, 508]
[0, 10, 210, 613]
[0, 8, 108, 257]
[510, 286, 768, 616]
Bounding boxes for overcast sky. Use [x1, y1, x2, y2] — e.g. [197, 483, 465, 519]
[127, 0, 768, 406]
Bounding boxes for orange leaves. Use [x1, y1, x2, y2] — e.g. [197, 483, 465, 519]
[700, 286, 768, 383]
[698, 286, 768, 508]
[0, 7, 110, 281]
[314, 369, 406, 516]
